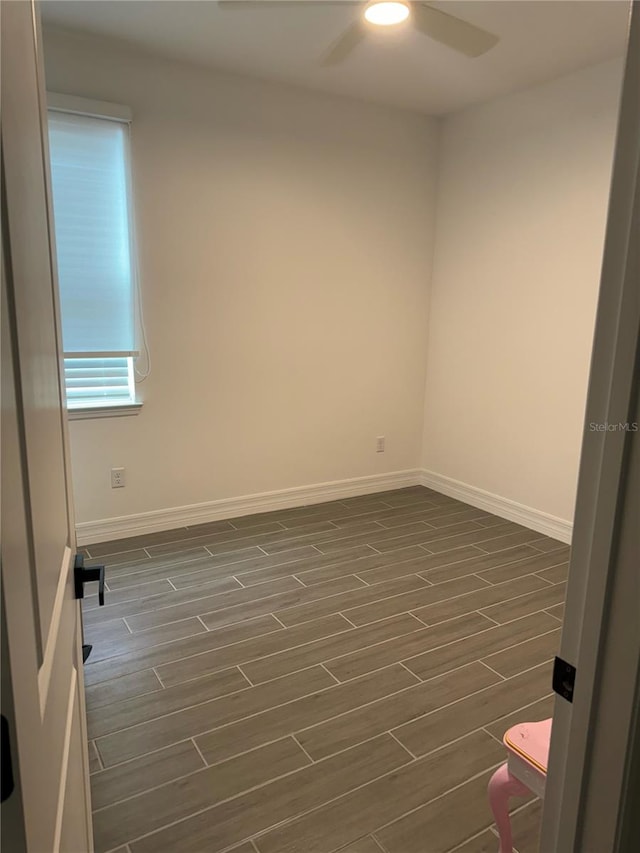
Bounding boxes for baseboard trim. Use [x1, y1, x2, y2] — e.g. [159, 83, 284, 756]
[419, 469, 573, 544]
[76, 469, 422, 546]
[77, 467, 573, 546]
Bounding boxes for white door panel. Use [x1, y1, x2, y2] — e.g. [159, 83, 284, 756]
[2, 0, 72, 657]
[1, 1, 93, 850]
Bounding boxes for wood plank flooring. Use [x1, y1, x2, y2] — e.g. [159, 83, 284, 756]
[82, 486, 568, 853]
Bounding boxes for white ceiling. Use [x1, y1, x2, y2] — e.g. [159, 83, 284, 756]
[40, 0, 630, 115]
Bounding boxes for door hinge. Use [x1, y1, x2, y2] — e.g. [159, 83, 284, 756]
[553, 656, 576, 703]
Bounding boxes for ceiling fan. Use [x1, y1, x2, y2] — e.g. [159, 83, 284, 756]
[217, 1, 499, 66]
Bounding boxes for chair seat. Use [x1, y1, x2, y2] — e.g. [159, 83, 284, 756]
[504, 718, 552, 774]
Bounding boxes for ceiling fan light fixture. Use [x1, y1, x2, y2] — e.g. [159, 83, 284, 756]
[364, 1, 411, 27]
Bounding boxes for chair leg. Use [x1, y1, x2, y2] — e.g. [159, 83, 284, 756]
[488, 762, 531, 853]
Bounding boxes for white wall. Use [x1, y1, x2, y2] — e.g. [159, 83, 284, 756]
[42, 29, 439, 529]
[43, 28, 623, 538]
[421, 59, 623, 526]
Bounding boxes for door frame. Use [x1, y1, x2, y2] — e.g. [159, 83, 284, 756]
[541, 2, 640, 850]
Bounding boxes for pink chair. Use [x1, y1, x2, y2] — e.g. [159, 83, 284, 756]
[487, 718, 552, 853]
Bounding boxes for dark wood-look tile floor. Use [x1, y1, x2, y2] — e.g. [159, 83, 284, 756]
[82, 487, 568, 853]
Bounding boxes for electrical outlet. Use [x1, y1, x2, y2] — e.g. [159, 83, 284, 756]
[376, 436, 385, 453]
[111, 467, 125, 488]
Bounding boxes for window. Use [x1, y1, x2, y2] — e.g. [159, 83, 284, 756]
[47, 97, 144, 415]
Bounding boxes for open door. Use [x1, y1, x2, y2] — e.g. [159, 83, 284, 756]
[1, 1, 93, 850]
[541, 3, 640, 851]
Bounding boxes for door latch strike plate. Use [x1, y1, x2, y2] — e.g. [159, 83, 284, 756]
[553, 655, 576, 703]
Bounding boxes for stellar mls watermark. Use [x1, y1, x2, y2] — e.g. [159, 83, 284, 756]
[589, 422, 639, 432]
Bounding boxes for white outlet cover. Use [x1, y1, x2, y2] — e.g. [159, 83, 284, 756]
[111, 467, 125, 488]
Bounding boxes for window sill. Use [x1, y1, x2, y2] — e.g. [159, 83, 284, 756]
[67, 402, 143, 421]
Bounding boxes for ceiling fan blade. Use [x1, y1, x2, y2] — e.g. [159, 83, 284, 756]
[412, 3, 499, 57]
[217, 1, 354, 8]
[216, 1, 295, 8]
[320, 20, 367, 67]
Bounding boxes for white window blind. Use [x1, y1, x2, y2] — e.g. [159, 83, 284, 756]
[63, 356, 135, 409]
[48, 105, 140, 409]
